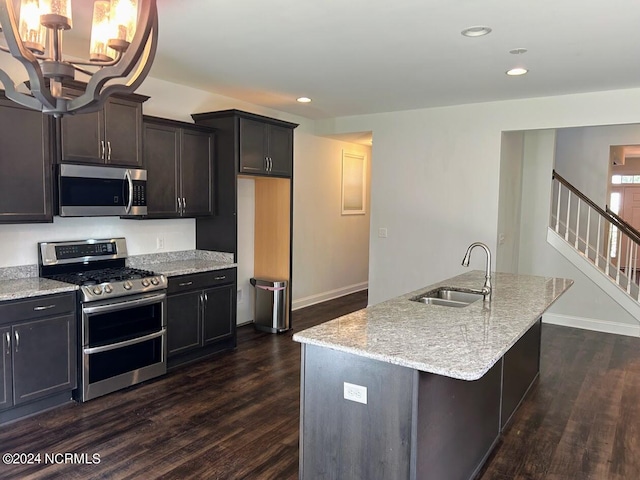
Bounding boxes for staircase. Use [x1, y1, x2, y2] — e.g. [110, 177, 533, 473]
[548, 171, 640, 319]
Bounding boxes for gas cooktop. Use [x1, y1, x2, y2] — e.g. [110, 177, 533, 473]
[38, 238, 167, 302]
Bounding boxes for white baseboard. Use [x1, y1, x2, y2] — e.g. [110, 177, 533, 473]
[292, 282, 368, 311]
[543, 313, 640, 338]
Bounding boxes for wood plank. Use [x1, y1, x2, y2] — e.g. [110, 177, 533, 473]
[254, 177, 291, 281]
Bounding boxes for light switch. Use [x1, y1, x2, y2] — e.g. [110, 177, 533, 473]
[378, 227, 388, 238]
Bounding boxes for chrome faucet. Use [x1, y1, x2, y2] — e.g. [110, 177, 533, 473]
[461, 242, 492, 302]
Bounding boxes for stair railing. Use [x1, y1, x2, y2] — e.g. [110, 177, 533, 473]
[550, 170, 640, 299]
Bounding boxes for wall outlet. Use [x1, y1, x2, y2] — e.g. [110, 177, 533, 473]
[378, 227, 388, 238]
[237, 288, 243, 303]
[344, 382, 368, 404]
[156, 237, 165, 250]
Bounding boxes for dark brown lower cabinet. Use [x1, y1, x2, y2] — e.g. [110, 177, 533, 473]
[299, 319, 543, 480]
[0, 293, 76, 424]
[167, 269, 237, 368]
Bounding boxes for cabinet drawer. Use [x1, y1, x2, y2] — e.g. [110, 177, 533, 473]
[0, 293, 76, 326]
[167, 268, 236, 294]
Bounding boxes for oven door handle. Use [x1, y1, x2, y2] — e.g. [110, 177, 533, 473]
[82, 293, 166, 315]
[84, 328, 166, 355]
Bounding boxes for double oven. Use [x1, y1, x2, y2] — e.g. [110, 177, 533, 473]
[39, 238, 167, 402]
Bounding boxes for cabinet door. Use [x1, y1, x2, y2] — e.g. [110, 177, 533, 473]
[268, 124, 293, 177]
[60, 108, 104, 164]
[202, 285, 234, 345]
[12, 314, 76, 406]
[0, 327, 11, 412]
[181, 129, 214, 216]
[239, 117, 267, 174]
[144, 123, 180, 217]
[0, 99, 53, 223]
[104, 97, 143, 166]
[167, 291, 203, 357]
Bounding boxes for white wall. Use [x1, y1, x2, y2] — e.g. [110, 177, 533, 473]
[518, 130, 637, 328]
[292, 133, 371, 309]
[555, 124, 640, 205]
[496, 132, 524, 273]
[318, 87, 640, 329]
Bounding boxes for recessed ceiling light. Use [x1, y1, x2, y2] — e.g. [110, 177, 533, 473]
[297, 97, 312, 103]
[509, 48, 528, 55]
[461, 26, 492, 37]
[506, 68, 528, 76]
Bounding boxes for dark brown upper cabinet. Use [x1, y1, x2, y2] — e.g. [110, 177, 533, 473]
[59, 82, 148, 167]
[239, 117, 293, 177]
[143, 116, 215, 218]
[192, 110, 297, 179]
[0, 95, 53, 223]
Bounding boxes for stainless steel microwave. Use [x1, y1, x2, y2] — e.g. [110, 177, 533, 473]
[58, 164, 147, 217]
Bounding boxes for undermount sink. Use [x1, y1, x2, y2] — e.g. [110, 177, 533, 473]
[411, 287, 484, 308]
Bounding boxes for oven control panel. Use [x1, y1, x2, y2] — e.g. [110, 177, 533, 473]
[80, 276, 167, 302]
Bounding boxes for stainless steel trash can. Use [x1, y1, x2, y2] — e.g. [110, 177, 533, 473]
[250, 277, 289, 333]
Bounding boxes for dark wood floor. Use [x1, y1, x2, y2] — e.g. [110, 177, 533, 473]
[1, 290, 639, 480]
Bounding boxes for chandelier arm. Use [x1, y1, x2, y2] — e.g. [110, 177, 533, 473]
[0, 1, 56, 111]
[69, 0, 156, 111]
[68, 16, 157, 114]
[0, 69, 44, 111]
[97, 17, 158, 96]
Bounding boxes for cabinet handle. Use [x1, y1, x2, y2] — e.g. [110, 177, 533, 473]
[177, 197, 182, 213]
[269, 157, 273, 171]
[100, 140, 105, 160]
[204, 292, 208, 304]
[14, 330, 19, 353]
[214, 276, 226, 281]
[107, 141, 112, 161]
[183, 197, 187, 211]
[4, 332, 9, 354]
[178, 281, 193, 287]
[33, 304, 56, 311]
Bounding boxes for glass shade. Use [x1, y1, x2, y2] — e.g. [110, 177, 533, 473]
[39, 0, 72, 30]
[18, 0, 46, 54]
[110, 0, 138, 43]
[89, 1, 115, 61]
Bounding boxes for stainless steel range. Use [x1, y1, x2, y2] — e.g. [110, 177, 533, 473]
[38, 238, 167, 402]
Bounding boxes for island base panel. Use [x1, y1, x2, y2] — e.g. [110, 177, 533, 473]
[501, 318, 542, 430]
[300, 344, 414, 480]
[415, 362, 502, 480]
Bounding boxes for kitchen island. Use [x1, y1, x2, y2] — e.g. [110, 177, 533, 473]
[293, 270, 573, 480]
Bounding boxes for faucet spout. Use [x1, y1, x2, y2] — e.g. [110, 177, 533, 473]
[461, 242, 492, 302]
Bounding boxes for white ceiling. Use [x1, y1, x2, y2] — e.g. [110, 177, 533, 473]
[56, 0, 640, 120]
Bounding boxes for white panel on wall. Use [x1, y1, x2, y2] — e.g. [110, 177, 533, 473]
[236, 178, 255, 324]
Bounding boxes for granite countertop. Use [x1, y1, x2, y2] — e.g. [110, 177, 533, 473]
[293, 270, 573, 381]
[127, 250, 237, 277]
[0, 277, 78, 302]
[0, 250, 236, 302]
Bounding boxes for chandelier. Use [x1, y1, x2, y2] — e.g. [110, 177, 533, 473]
[0, 0, 157, 117]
